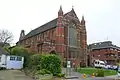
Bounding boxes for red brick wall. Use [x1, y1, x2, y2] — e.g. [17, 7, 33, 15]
[88, 48, 120, 66]
[18, 9, 87, 67]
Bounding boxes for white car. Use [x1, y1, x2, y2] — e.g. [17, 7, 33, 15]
[113, 65, 118, 70]
[94, 60, 105, 68]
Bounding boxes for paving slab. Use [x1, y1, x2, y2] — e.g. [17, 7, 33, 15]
[0, 70, 34, 80]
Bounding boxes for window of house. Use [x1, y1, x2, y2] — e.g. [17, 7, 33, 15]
[31, 38, 34, 44]
[41, 33, 44, 40]
[45, 31, 48, 40]
[39, 34, 41, 40]
[35, 36, 37, 41]
[10, 56, 16, 61]
[46, 31, 48, 37]
[16, 56, 22, 61]
[51, 29, 54, 40]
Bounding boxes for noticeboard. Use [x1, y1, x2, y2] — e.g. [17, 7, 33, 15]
[67, 61, 71, 68]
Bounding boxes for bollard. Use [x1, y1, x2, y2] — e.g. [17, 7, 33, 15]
[82, 74, 87, 79]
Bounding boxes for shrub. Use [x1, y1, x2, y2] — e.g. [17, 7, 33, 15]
[95, 69, 104, 77]
[40, 54, 61, 75]
[28, 54, 41, 69]
[9, 47, 62, 76]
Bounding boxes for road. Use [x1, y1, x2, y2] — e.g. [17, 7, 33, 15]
[0, 70, 34, 80]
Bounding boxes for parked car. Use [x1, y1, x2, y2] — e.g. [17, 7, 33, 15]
[94, 60, 105, 68]
[113, 65, 118, 70]
[104, 65, 110, 69]
[105, 65, 118, 70]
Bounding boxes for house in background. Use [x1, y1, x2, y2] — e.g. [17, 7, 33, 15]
[87, 41, 120, 67]
[0, 47, 24, 69]
[17, 6, 87, 67]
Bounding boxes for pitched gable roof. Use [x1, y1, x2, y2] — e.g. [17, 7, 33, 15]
[21, 18, 57, 41]
[19, 10, 76, 41]
[88, 41, 120, 50]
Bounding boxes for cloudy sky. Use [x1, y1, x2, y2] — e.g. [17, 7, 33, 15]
[0, 0, 120, 46]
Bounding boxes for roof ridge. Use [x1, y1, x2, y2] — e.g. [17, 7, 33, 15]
[19, 11, 71, 41]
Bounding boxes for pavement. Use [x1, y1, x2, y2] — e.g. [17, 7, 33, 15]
[0, 70, 34, 80]
[62, 68, 117, 80]
[105, 75, 120, 80]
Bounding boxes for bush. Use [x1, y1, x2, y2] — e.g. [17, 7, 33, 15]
[95, 69, 104, 77]
[40, 54, 61, 75]
[28, 54, 41, 70]
[35, 69, 51, 75]
[9, 47, 62, 77]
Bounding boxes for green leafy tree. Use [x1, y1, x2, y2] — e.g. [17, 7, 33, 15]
[3, 46, 10, 53]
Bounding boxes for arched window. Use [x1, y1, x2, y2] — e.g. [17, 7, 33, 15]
[68, 23, 77, 47]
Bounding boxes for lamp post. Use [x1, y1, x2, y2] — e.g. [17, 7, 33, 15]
[66, 25, 72, 76]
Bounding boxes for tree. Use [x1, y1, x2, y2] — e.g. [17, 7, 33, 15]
[0, 29, 13, 47]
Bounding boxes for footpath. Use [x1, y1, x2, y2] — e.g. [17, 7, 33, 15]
[62, 68, 117, 80]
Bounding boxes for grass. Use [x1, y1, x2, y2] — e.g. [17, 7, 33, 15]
[77, 68, 117, 76]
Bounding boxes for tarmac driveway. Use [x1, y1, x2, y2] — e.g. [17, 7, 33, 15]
[0, 70, 34, 80]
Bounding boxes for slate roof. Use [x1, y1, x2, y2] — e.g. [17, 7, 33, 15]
[88, 41, 120, 50]
[19, 11, 72, 41]
[22, 18, 57, 40]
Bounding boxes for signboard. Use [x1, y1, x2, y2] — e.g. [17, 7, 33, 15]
[67, 61, 71, 68]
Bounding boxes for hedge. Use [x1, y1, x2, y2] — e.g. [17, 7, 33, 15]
[40, 54, 61, 75]
[8, 46, 62, 76]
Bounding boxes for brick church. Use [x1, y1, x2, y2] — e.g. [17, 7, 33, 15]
[17, 6, 87, 67]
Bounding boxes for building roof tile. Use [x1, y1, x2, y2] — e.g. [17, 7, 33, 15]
[88, 41, 120, 50]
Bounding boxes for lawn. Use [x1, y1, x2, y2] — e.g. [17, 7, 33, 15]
[77, 68, 117, 76]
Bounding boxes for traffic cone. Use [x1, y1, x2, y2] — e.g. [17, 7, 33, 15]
[82, 74, 86, 79]
[91, 73, 95, 78]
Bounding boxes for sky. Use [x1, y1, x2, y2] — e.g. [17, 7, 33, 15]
[0, 0, 120, 46]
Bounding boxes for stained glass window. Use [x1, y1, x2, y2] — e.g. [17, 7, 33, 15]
[68, 23, 77, 47]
